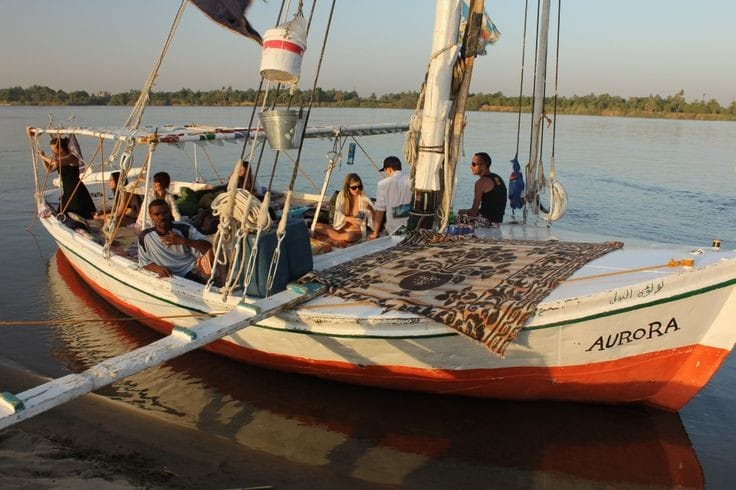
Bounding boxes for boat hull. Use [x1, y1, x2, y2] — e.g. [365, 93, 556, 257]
[48, 206, 736, 411]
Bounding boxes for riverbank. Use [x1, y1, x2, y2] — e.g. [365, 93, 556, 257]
[3, 86, 735, 121]
[0, 359, 382, 489]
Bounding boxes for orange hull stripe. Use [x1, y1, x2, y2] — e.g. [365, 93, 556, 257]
[208, 340, 728, 411]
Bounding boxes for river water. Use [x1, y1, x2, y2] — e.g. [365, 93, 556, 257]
[1, 106, 735, 488]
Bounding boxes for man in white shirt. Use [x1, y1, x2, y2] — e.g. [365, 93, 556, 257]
[369, 156, 412, 239]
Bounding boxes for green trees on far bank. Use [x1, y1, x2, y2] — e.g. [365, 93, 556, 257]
[1, 85, 734, 120]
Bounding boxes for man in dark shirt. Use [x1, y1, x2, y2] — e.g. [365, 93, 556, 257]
[458, 152, 507, 225]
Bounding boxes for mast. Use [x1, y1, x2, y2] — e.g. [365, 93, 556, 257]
[409, 0, 462, 230]
[408, 0, 486, 231]
[526, 0, 551, 213]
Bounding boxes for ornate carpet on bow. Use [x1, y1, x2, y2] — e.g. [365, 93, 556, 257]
[304, 231, 624, 356]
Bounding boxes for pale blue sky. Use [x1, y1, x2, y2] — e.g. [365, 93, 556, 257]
[1, 0, 734, 104]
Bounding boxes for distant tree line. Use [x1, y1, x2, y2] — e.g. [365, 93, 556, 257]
[2, 85, 735, 120]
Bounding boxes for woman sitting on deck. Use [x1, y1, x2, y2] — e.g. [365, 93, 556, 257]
[94, 171, 140, 224]
[313, 173, 373, 246]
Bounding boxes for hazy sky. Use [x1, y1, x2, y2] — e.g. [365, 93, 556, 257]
[1, 0, 734, 104]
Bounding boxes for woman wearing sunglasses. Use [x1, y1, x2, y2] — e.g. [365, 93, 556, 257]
[458, 152, 507, 227]
[314, 173, 373, 245]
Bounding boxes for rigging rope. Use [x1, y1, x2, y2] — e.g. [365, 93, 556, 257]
[514, 0, 530, 159]
[563, 258, 695, 283]
[350, 135, 382, 172]
[211, 189, 267, 233]
[26, 132, 51, 230]
[549, 0, 562, 175]
[265, 0, 337, 296]
[403, 79, 426, 166]
[126, 0, 187, 132]
[214, 0, 301, 298]
[527, 0, 542, 169]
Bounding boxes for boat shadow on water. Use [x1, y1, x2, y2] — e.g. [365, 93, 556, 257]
[48, 250, 704, 489]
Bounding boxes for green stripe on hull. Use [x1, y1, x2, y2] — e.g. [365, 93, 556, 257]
[526, 277, 736, 331]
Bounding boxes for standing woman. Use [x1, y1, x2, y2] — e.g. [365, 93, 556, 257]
[38, 136, 96, 219]
[314, 173, 373, 245]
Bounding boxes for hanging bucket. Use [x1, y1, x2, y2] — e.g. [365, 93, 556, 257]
[260, 15, 308, 83]
[260, 109, 303, 150]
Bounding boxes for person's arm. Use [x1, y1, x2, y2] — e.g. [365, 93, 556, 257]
[244, 168, 255, 192]
[332, 192, 347, 230]
[362, 195, 375, 232]
[161, 228, 212, 255]
[459, 179, 493, 217]
[166, 193, 182, 221]
[369, 210, 385, 239]
[143, 262, 173, 278]
[114, 191, 131, 219]
[95, 191, 126, 221]
[37, 151, 57, 172]
[369, 183, 386, 239]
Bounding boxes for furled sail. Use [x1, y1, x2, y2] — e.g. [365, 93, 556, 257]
[191, 0, 262, 44]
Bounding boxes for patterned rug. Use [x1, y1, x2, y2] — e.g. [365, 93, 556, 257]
[304, 230, 623, 356]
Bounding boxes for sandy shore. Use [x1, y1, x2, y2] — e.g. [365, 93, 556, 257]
[0, 360, 384, 489]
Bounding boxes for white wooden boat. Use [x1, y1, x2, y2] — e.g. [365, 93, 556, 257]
[33, 251, 708, 488]
[5, 0, 736, 422]
[30, 174, 736, 411]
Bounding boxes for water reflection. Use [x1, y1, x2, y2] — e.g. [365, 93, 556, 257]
[48, 250, 704, 488]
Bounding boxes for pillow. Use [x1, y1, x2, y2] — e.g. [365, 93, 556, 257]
[175, 187, 199, 217]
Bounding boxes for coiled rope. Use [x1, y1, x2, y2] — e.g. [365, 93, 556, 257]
[211, 189, 268, 236]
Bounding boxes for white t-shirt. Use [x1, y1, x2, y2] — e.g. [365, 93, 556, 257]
[374, 171, 412, 234]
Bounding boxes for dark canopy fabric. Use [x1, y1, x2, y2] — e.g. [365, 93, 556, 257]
[191, 0, 262, 44]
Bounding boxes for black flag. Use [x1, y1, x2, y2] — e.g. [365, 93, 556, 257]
[191, 0, 262, 44]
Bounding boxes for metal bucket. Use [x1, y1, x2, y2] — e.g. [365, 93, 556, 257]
[259, 109, 302, 150]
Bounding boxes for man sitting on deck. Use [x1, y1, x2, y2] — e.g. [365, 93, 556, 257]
[138, 199, 222, 286]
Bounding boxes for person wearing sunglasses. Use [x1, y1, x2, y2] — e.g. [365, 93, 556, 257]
[314, 173, 374, 246]
[457, 152, 507, 227]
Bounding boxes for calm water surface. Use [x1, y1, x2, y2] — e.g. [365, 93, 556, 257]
[1, 106, 735, 488]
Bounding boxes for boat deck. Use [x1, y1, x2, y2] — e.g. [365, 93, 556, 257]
[46, 186, 736, 319]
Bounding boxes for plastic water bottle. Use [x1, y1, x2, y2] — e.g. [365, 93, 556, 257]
[346, 142, 356, 165]
[357, 210, 366, 236]
[449, 209, 456, 225]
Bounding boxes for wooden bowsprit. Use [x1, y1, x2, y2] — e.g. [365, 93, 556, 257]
[0, 282, 324, 430]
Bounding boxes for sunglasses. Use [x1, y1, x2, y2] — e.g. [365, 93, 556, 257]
[350, 184, 363, 190]
[471, 161, 481, 167]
